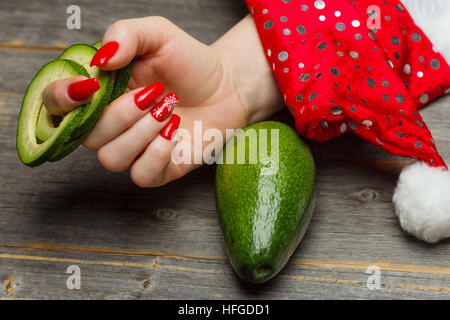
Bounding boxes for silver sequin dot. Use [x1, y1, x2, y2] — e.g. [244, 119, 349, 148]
[431, 59, 440, 69]
[296, 94, 303, 102]
[419, 93, 429, 104]
[278, 51, 289, 61]
[335, 23, 346, 31]
[417, 71, 424, 78]
[415, 141, 422, 148]
[314, 0, 325, 10]
[283, 28, 291, 35]
[340, 123, 347, 133]
[264, 20, 273, 29]
[412, 33, 421, 42]
[404, 64, 411, 74]
[349, 51, 359, 59]
[382, 80, 389, 87]
[416, 120, 424, 127]
[387, 59, 394, 68]
[368, 32, 376, 40]
[297, 25, 306, 35]
[396, 4, 404, 12]
[330, 68, 340, 76]
[396, 94, 405, 103]
[280, 16, 288, 22]
[367, 78, 375, 87]
[349, 106, 357, 112]
[299, 62, 305, 68]
[362, 120, 373, 127]
[391, 36, 400, 45]
[309, 92, 318, 101]
[331, 106, 343, 115]
[317, 42, 327, 50]
[283, 67, 290, 73]
[383, 95, 389, 101]
[352, 20, 360, 27]
[299, 73, 310, 81]
[349, 120, 358, 130]
[301, 4, 309, 11]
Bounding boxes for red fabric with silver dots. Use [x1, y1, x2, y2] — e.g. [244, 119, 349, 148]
[246, 0, 450, 168]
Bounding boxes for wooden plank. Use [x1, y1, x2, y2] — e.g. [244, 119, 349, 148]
[1, 247, 449, 299]
[0, 0, 248, 47]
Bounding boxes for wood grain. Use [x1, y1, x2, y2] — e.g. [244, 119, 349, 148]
[0, 0, 449, 300]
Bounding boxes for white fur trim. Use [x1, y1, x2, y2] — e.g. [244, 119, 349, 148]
[393, 161, 450, 243]
[401, 0, 450, 63]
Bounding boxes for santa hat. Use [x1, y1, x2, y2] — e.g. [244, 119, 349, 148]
[245, 0, 450, 242]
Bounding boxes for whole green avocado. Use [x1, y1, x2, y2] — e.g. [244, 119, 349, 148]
[215, 121, 316, 283]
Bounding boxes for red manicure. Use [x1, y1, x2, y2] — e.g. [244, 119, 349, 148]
[90, 41, 119, 67]
[150, 93, 179, 122]
[134, 82, 166, 111]
[68, 78, 100, 102]
[160, 114, 181, 140]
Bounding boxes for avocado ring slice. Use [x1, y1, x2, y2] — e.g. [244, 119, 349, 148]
[17, 59, 89, 167]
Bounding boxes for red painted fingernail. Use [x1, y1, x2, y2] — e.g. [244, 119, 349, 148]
[90, 41, 119, 67]
[160, 114, 180, 140]
[68, 78, 100, 102]
[134, 82, 166, 111]
[150, 93, 179, 122]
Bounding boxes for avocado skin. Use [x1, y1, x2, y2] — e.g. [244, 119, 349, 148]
[215, 121, 316, 284]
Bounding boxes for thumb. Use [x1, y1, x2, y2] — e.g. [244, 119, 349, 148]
[90, 17, 178, 71]
[42, 77, 100, 116]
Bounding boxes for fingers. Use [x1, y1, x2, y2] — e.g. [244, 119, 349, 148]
[90, 16, 178, 71]
[96, 98, 178, 172]
[82, 81, 167, 150]
[42, 77, 100, 116]
[130, 115, 181, 187]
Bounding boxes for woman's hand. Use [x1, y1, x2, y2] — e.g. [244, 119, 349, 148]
[42, 15, 282, 187]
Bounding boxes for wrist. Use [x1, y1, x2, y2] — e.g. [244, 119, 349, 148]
[212, 14, 283, 126]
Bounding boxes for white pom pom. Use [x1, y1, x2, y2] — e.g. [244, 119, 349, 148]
[393, 161, 450, 243]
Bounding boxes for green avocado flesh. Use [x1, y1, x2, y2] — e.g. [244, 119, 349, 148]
[17, 59, 88, 167]
[59, 44, 114, 138]
[215, 121, 316, 283]
[17, 41, 133, 166]
[90, 41, 134, 103]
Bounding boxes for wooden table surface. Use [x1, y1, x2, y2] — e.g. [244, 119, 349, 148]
[1, 0, 450, 300]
